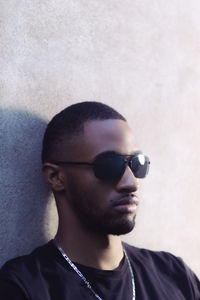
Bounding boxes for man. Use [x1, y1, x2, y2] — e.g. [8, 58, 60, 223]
[0, 101, 200, 299]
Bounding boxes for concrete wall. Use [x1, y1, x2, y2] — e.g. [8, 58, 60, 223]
[0, 1, 199, 278]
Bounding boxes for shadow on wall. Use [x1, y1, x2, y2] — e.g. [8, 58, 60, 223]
[0, 108, 51, 266]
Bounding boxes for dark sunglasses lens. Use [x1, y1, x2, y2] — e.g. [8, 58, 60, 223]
[94, 153, 125, 180]
[130, 154, 150, 178]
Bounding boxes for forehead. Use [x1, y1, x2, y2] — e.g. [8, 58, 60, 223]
[66, 119, 139, 160]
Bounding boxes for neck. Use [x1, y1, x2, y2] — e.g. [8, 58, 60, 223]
[55, 224, 124, 270]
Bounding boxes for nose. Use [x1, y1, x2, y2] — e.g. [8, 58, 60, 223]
[116, 164, 139, 193]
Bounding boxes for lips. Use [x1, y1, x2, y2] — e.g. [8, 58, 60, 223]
[112, 195, 139, 213]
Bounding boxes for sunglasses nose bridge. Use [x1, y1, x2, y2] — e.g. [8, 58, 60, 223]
[124, 157, 133, 171]
[122, 157, 136, 178]
[127, 158, 132, 169]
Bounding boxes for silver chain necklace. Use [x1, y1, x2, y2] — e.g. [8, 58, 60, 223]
[54, 240, 136, 300]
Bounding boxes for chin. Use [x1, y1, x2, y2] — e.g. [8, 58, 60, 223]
[109, 218, 136, 236]
[89, 215, 136, 236]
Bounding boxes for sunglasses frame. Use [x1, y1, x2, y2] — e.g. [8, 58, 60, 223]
[48, 151, 150, 180]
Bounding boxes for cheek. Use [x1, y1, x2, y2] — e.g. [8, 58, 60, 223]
[65, 169, 113, 208]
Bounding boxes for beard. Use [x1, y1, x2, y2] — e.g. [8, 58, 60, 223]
[66, 181, 136, 236]
[82, 213, 136, 236]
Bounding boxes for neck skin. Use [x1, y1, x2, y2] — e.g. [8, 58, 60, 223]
[54, 199, 124, 271]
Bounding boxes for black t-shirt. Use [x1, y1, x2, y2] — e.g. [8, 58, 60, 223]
[0, 240, 200, 299]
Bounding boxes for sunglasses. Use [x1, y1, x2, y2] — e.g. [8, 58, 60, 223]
[50, 151, 150, 181]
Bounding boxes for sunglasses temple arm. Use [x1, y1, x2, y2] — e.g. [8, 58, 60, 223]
[50, 161, 94, 166]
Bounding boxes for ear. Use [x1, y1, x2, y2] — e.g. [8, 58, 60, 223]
[42, 163, 65, 192]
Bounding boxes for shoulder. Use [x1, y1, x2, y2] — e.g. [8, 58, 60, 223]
[123, 242, 190, 274]
[123, 242, 200, 297]
[123, 242, 183, 267]
[0, 241, 74, 299]
[0, 240, 57, 281]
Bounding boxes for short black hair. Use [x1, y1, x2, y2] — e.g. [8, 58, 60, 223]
[42, 101, 126, 163]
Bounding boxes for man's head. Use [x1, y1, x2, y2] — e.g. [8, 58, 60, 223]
[42, 101, 126, 164]
[42, 102, 149, 236]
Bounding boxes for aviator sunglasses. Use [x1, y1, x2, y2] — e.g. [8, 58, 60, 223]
[50, 151, 150, 181]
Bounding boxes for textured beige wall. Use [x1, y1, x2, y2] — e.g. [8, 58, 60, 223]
[0, 1, 200, 278]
